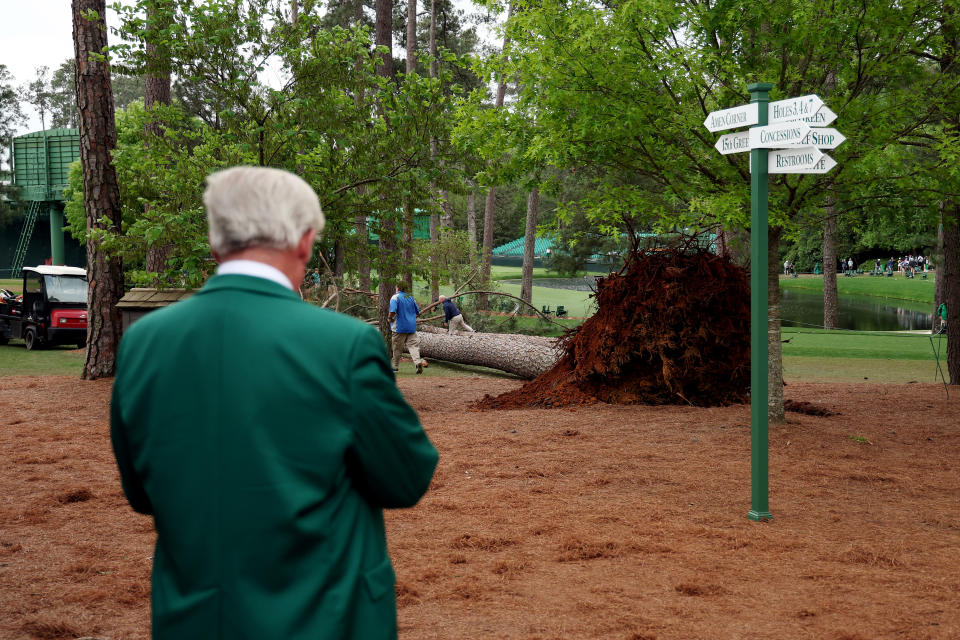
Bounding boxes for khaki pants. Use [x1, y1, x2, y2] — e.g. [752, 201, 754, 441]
[448, 314, 474, 334]
[392, 332, 423, 369]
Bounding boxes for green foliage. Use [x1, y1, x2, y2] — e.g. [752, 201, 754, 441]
[411, 230, 479, 290]
[461, 0, 948, 244]
[0, 64, 24, 227]
[70, 0, 465, 288]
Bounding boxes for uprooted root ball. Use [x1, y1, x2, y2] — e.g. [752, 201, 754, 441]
[475, 247, 750, 409]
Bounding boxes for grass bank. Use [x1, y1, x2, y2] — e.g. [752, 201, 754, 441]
[780, 273, 936, 304]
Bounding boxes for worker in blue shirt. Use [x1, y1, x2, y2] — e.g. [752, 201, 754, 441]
[388, 285, 428, 374]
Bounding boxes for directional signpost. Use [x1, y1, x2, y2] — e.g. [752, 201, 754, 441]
[775, 154, 837, 174]
[749, 122, 812, 148]
[703, 102, 759, 132]
[703, 85, 845, 521]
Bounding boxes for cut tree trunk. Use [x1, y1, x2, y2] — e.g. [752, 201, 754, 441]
[417, 326, 561, 379]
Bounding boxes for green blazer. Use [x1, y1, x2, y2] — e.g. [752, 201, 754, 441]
[111, 274, 438, 640]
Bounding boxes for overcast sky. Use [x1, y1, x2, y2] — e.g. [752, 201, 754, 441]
[1, 1, 498, 136]
[1, 2, 121, 133]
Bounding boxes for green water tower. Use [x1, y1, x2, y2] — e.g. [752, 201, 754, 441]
[8, 128, 80, 272]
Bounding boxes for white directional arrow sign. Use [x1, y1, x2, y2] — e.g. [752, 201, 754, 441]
[714, 131, 751, 154]
[749, 122, 812, 149]
[769, 147, 823, 173]
[750, 147, 824, 173]
[768, 94, 824, 125]
[774, 154, 837, 174]
[799, 105, 837, 127]
[704, 102, 759, 132]
[777, 127, 846, 150]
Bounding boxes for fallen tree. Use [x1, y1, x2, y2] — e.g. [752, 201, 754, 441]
[306, 260, 569, 378]
[417, 325, 561, 379]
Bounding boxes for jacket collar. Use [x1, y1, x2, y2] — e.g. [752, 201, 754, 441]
[197, 273, 303, 302]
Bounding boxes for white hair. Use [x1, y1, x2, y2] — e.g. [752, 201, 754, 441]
[203, 166, 325, 256]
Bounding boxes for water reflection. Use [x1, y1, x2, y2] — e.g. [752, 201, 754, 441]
[780, 289, 932, 331]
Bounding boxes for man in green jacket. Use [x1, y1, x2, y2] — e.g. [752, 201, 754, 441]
[111, 166, 438, 640]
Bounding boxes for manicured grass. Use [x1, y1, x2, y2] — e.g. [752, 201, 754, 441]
[781, 326, 943, 360]
[781, 326, 949, 384]
[0, 279, 20, 294]
[489, 265, 560, 280]
[0, 342, 85, 377]
[492, 280, 596, 318]
[780, 273, 936, 304]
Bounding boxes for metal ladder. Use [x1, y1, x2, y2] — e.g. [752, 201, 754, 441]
[11, 201, 42, 275]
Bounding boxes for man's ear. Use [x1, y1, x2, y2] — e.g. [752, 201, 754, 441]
[297, 229, 317, 262]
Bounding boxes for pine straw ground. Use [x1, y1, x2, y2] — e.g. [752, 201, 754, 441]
[1, 375, 958, 640]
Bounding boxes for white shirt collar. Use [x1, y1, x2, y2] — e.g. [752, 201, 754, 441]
[216, 260, 295, 291]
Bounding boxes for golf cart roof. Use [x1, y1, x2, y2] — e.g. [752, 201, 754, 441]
[23, 266, 88, 277]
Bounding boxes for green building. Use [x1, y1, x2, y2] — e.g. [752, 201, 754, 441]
[2, 128, 86, 278]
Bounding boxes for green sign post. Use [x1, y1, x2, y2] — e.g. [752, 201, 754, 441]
[705, 84, 841, 520]
[746, 82, 773, 522]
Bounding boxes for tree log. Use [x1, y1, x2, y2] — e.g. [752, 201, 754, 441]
[417, 327, 562, 379]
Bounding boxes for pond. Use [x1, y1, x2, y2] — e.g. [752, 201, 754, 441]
[780, 288, 933, 331]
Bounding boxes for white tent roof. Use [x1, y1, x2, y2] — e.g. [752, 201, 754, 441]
[23, 265, 87, 277]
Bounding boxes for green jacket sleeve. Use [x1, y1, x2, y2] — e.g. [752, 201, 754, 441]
[348, 326, 438, 508]
[110, 348, 153, 515]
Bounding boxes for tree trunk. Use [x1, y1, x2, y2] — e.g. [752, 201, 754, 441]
[479, 186, 497, 307]
[406, 0, 417, 72]
[478, 2, 513, 309]
[401, 200, 414, 293]
[520, 187, 539, 304]
[429, 209, 440, 301]
[73, 0, 124, 380]
[822, 183, 839, 329]
[399, 0, 416, 292]
[467, 183, 477, 267]
[355, 215, 371, 290]
[767, 226, 784, 423]
[427, 0, 440, 303]
[375, 0, 395, 339]
[374, 0, 394, 78]
[333, 237, 345, 279]
[944, 203, 960, 384]
[940, 3, 959, 383]
[144, 1, 173, 275]
[440, 189, 453, 230]
[934, 206, 946, 333]
[418, 326, 561, 379]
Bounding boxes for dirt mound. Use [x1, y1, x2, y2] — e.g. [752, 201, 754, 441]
[476, 247, 750, 409]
